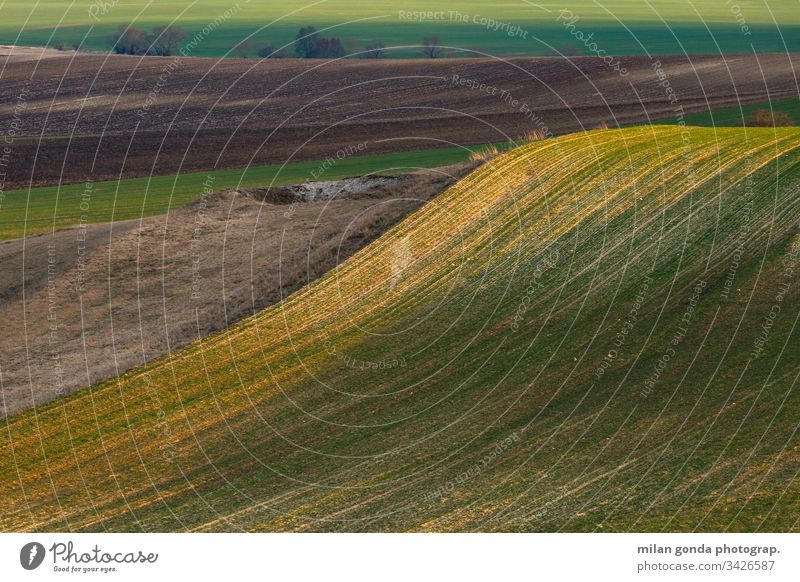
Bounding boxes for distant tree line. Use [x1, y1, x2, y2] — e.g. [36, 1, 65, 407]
[287, 27, 443, 59]
[109, 24, 187, 56]
[293, 26, 345, 58]
[108, 23, 446, 60]
[230, 26, 389, 59]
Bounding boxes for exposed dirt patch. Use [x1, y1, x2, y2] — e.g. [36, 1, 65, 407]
[0, 164, 473, 416]
[242, 175, 409, 204]
[0, 45, 75, 63]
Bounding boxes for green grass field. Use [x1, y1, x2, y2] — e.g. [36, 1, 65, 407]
[2, 125, 798, 532]
[0, 143, 501, 241]
[656, 98, 800, 127]
[1, 0, 798, 57]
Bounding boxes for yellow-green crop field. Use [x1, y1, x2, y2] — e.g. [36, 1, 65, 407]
[1, 125, 799, 531]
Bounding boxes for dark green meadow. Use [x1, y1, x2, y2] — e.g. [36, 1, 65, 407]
[2, 1, 798, 57]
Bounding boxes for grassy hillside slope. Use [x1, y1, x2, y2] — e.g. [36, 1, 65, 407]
[1, 126, 799, 532]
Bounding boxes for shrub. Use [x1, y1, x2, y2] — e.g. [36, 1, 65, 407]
[109, 25, 149, 55]
[258, 44, 289, 58]
[469, 144, 500, 162]
[234, 40, 254, 58]
[523, 129, 549, 141]
[315, 36, 346, 58]
[747, 108, 794, 127]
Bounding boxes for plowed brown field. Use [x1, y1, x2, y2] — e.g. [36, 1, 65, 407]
[2, 52, 797, 188]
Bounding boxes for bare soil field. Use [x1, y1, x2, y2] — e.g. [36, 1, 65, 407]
[0, 45, 75, 63]
[0, 164, 471, 416]
[1, 52, 797, 188]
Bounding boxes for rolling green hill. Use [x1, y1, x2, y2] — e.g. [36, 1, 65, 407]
[2, 0, 799, 56]
[1, 125, 799, 532]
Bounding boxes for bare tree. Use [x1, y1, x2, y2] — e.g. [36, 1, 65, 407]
[360, 42, 386, 59]
[109, 25, 149, 55]
[315, 36, 346, 58]
[421, 36, 444, 58]
[149, 25, 186, 56]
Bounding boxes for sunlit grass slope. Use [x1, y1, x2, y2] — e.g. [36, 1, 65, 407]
[1, 125, 799, 532]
